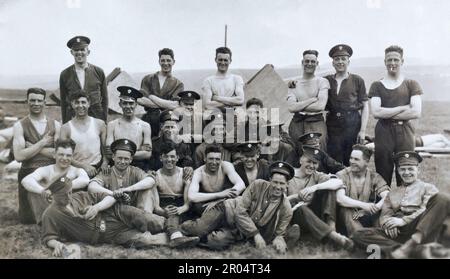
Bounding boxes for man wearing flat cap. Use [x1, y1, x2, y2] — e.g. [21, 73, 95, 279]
[369, 45, 423, 186]
[180, 161, 299, 253]
[13, 88, 61, 224]
[335, 144, 390, 236]
[148, 110, 194, 171]
[88, 139, 165, 226]
[137, 48, 184, 138]
[60, 36, 108, 124]
[286, 50, 330, 151]
[106, 86, 152, 171]
[352, 151, 450, 258]
[324, 44, 369, 166]
[296, 132, 344, 174]
[287, 146, 354, 249]
[234, 142, 270, 186]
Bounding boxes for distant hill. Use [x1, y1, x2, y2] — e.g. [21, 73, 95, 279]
[1, 61, 450, 101]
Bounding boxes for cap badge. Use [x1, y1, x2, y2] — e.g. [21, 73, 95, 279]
[339, 45, 343, 50]
[310, 134, 314, 138]
[127, 89, 131, 94]
[188, 93, 192, 97]
[314, 150, 319, 155]
[61, 178, 65, 182]
[124, 140, 128, 144]
[278, 163, 283, 168]
[76, 38, 80, 43]
[405, 154, 410, 158]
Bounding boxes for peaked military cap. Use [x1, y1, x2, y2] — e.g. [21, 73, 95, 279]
[117, 86, 143, 101]
[329, 44, 353, 58]
[301, 146, 323, 162]
[178, 91, 200, 105]
[111, 139, 137, 155]
[238, 142, 260, 156]
[160, 110, 180, 123]
[67, 36, 90, 50]
[393, 151, 423, 166]
[270, 161, 295, 180]
[298, 132, 322, 145]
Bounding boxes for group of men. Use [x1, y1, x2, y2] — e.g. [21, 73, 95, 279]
[10, 35, 450, 258]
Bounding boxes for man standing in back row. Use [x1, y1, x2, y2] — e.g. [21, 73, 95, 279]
[138, 48, 184, 138]
[59, 36, 108, 124]
[324, 44, 369, 166]
[369, 46, 422, 186]
[287, 50, 329, 150]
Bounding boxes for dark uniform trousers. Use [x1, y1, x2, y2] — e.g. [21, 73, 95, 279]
[327, 110, 361, 166]
[337, 207, 380, 237]
[18, 168, 49, 224]
[180, 202, 242, 250]
[374, 119, 415, 186]
[160, 196, 189, 237]
[42, 203, 166, 248]
[291, 190, 337, 241]
[351, 193, 450, 254]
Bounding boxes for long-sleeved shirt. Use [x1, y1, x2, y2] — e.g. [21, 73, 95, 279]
[59, 63, 108, 123]
[225, 179, 292, 242]
[379, 179, 439, 227]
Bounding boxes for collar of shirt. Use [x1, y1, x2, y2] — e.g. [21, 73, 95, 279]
[157, 71, 172, 78]
[74, 63, 89, 71]
[333, 72, 350, 80]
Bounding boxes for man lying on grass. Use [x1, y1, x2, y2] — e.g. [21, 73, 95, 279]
[35, 140, 176, 257]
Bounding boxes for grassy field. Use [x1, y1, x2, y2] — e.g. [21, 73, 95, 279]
[0, 101, 449, 259]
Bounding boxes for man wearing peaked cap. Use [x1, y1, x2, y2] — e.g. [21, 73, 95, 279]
[60, 36, 108, 124]
[234, 142, 270, 186]
[138, 48, 184, 138]
[88, 138, 166, 227]
[179, 158, 299, 253]
[286, 49, 330, 152]
[66, 36, 91, 50]
[174, 90, 204, 146]
[286, 145, 354, 250]
[297, 133, 344, 174]
[352, 150, 450, 259]
[148, 109, 194, 171]
[325, 44, 369, 167]
[106, 87, 152, 171]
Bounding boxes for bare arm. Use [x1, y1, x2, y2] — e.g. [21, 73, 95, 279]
[147, 95, 179, 110]
[287, 97, 317, 113]
[137, 97, 159, 109]
[133, 122, 152, 160]
[123, 176, 155, 193]
[370, 97, 409, 119]
[94, 196, 117, 212]
[88, 180, 113, 196]
[187, 168, 227, 203]
[71, 168, 90, 190]
[304, 85, 328, 112]
[313, 178, 344, 191]
[375, 190, 389, 209]
[359, 101, 369, 135]
[21, 167, 47, 194]
[336, 188, 372, 209]
[13, 122, 48, 162]
[392, 95, 422, 120]
[222, 161, 246, 194]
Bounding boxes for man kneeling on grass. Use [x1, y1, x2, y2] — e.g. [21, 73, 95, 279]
[32, 140, 170, 257]
[352, 151, 450, 259]
[180, 161, 300, 253]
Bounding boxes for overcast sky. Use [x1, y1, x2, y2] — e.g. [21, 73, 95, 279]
[1, 0, 449, 76]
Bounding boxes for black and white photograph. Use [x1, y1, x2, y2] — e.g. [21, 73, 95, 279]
[1, 0, 450, 263]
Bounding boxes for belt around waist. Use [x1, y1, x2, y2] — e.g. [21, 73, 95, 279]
[380, 119, 409, 125]
[294, 112, 323, 117]
[328, 110, 359, 117]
